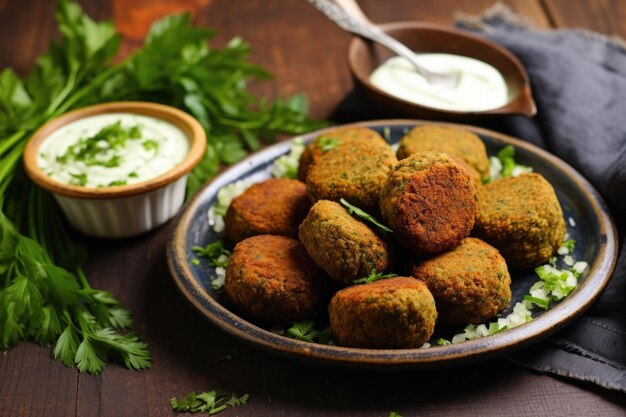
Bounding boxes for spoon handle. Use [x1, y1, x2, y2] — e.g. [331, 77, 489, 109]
[306, 0, 444, 83]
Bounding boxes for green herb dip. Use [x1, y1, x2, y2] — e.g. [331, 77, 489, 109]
[37, 113, 189, 188]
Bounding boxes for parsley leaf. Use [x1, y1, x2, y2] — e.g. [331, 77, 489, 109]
[287, 320, 320, 342]
[340, 198, 393, 233]
[0, 0, 324, 374]
[353, 268, 397, 284]
[170, 390, 249, 415]
[316, 136, 340, 153]
[286, 321, 335, 345]
[193, 240, 231, 267]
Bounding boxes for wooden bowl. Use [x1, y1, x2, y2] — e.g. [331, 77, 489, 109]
[24, 102, 206, 238]
[348, 22, 536, 119]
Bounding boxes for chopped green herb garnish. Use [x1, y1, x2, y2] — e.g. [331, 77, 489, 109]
[193, 240, 231, 267]
[523, 295, 550, 309]
[316, 136, 340, 153]
[353, 268, 397, 284]
[287, 320, 320, 342]
[489, 145, 532, 182]
[389, 412, 403, 417]
[340, 198, 393, 233]
[128, 171, 138, 178]
[107, 180, 127, 187]
[57, 121, 143, 168]
[69, 172, 88, 186]
[271, 138, 305, 179]
[562, 239, 576, 252]
[286, 321, 335, 345]
[191, 258, 200, 266]
[436, 338, 451, 346]
[142, 139, 159, 152]
[170, 390, 249, 415]
[498, 145, 517, 178]
[535, 265, 578, 300]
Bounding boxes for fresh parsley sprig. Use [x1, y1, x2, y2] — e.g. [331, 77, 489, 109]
[340, 198, 393, 233]
[0, 0, 322, 374]
[170, 390, 249, 415]
[284, 321, 335, 345]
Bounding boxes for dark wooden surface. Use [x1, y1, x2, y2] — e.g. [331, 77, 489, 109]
[1, 1, 625, 416]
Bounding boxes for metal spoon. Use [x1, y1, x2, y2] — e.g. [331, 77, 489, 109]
[307, 0, 460, 89]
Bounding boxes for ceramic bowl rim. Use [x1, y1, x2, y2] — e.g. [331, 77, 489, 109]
[23, 101, 206, 200]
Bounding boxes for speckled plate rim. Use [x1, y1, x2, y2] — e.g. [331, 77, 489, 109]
[167, 119, 618, 369]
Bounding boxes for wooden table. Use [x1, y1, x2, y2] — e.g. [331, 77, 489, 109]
[1, 1, 625, 416]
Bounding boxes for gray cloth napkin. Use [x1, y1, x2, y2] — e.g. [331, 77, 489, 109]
[455, 5, 626, 393]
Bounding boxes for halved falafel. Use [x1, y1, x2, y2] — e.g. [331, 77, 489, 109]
[328, 277, 437, 348]
[396, 125, 490, 181]
[379, 151, 478, 255]
[298, 200, 393, 284]
[225, 235, 328, 323]
[224, 178, 311, 244]
[411, 237, 511, 325]
[474, 173, 566, 268]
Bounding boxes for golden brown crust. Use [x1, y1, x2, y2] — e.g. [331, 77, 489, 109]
[328, 277, 437, 348]
[473, 173, 566, 268]
[379, 151, 477, 254]
[411, 237, 511, 325]
[224, 178, 311, 244]
[298, 200, 394, 284]
[225, 235, 328, 323]
[305, 137, 397, 214]
[397, 125, 490, 180]
[298, 127, 387, 182]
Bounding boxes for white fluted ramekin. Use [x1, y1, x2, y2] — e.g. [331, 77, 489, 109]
[23, 102, 206, 238]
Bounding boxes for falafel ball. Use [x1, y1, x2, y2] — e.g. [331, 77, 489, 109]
[298, 127, 387, 182]
[397, 125, 490, 181]
[225, 235, 328, 323]
[411, 237, 511, 325]
[298, 200, 394, 284]
[306, 138, 397, 214]
[328, 277, 437, 348]
[224, 178, 311, 244]
[379, 151, 478, 254]
[474, 173, 566, 268]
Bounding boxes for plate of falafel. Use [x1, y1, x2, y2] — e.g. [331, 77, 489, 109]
[167, 120, 617, 368]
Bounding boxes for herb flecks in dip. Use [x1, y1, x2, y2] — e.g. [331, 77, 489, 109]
[38, 113, 189, 188]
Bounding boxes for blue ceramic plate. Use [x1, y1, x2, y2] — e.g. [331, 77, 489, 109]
[167, 120, 617, 368]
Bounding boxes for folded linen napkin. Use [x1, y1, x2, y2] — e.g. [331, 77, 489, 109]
[456, 4, 626, 393]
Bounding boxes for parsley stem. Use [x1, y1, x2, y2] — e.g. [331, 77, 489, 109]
[76, 268, 91, 290]
[0, 141, 26, 200]
[54, 65, 122, 116]
[46, 63, 80, 116]
[0, 131, 26, 157]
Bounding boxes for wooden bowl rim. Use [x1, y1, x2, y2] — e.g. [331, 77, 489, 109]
[23, 101, 206, 200]
[347, 21, 536, 117]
